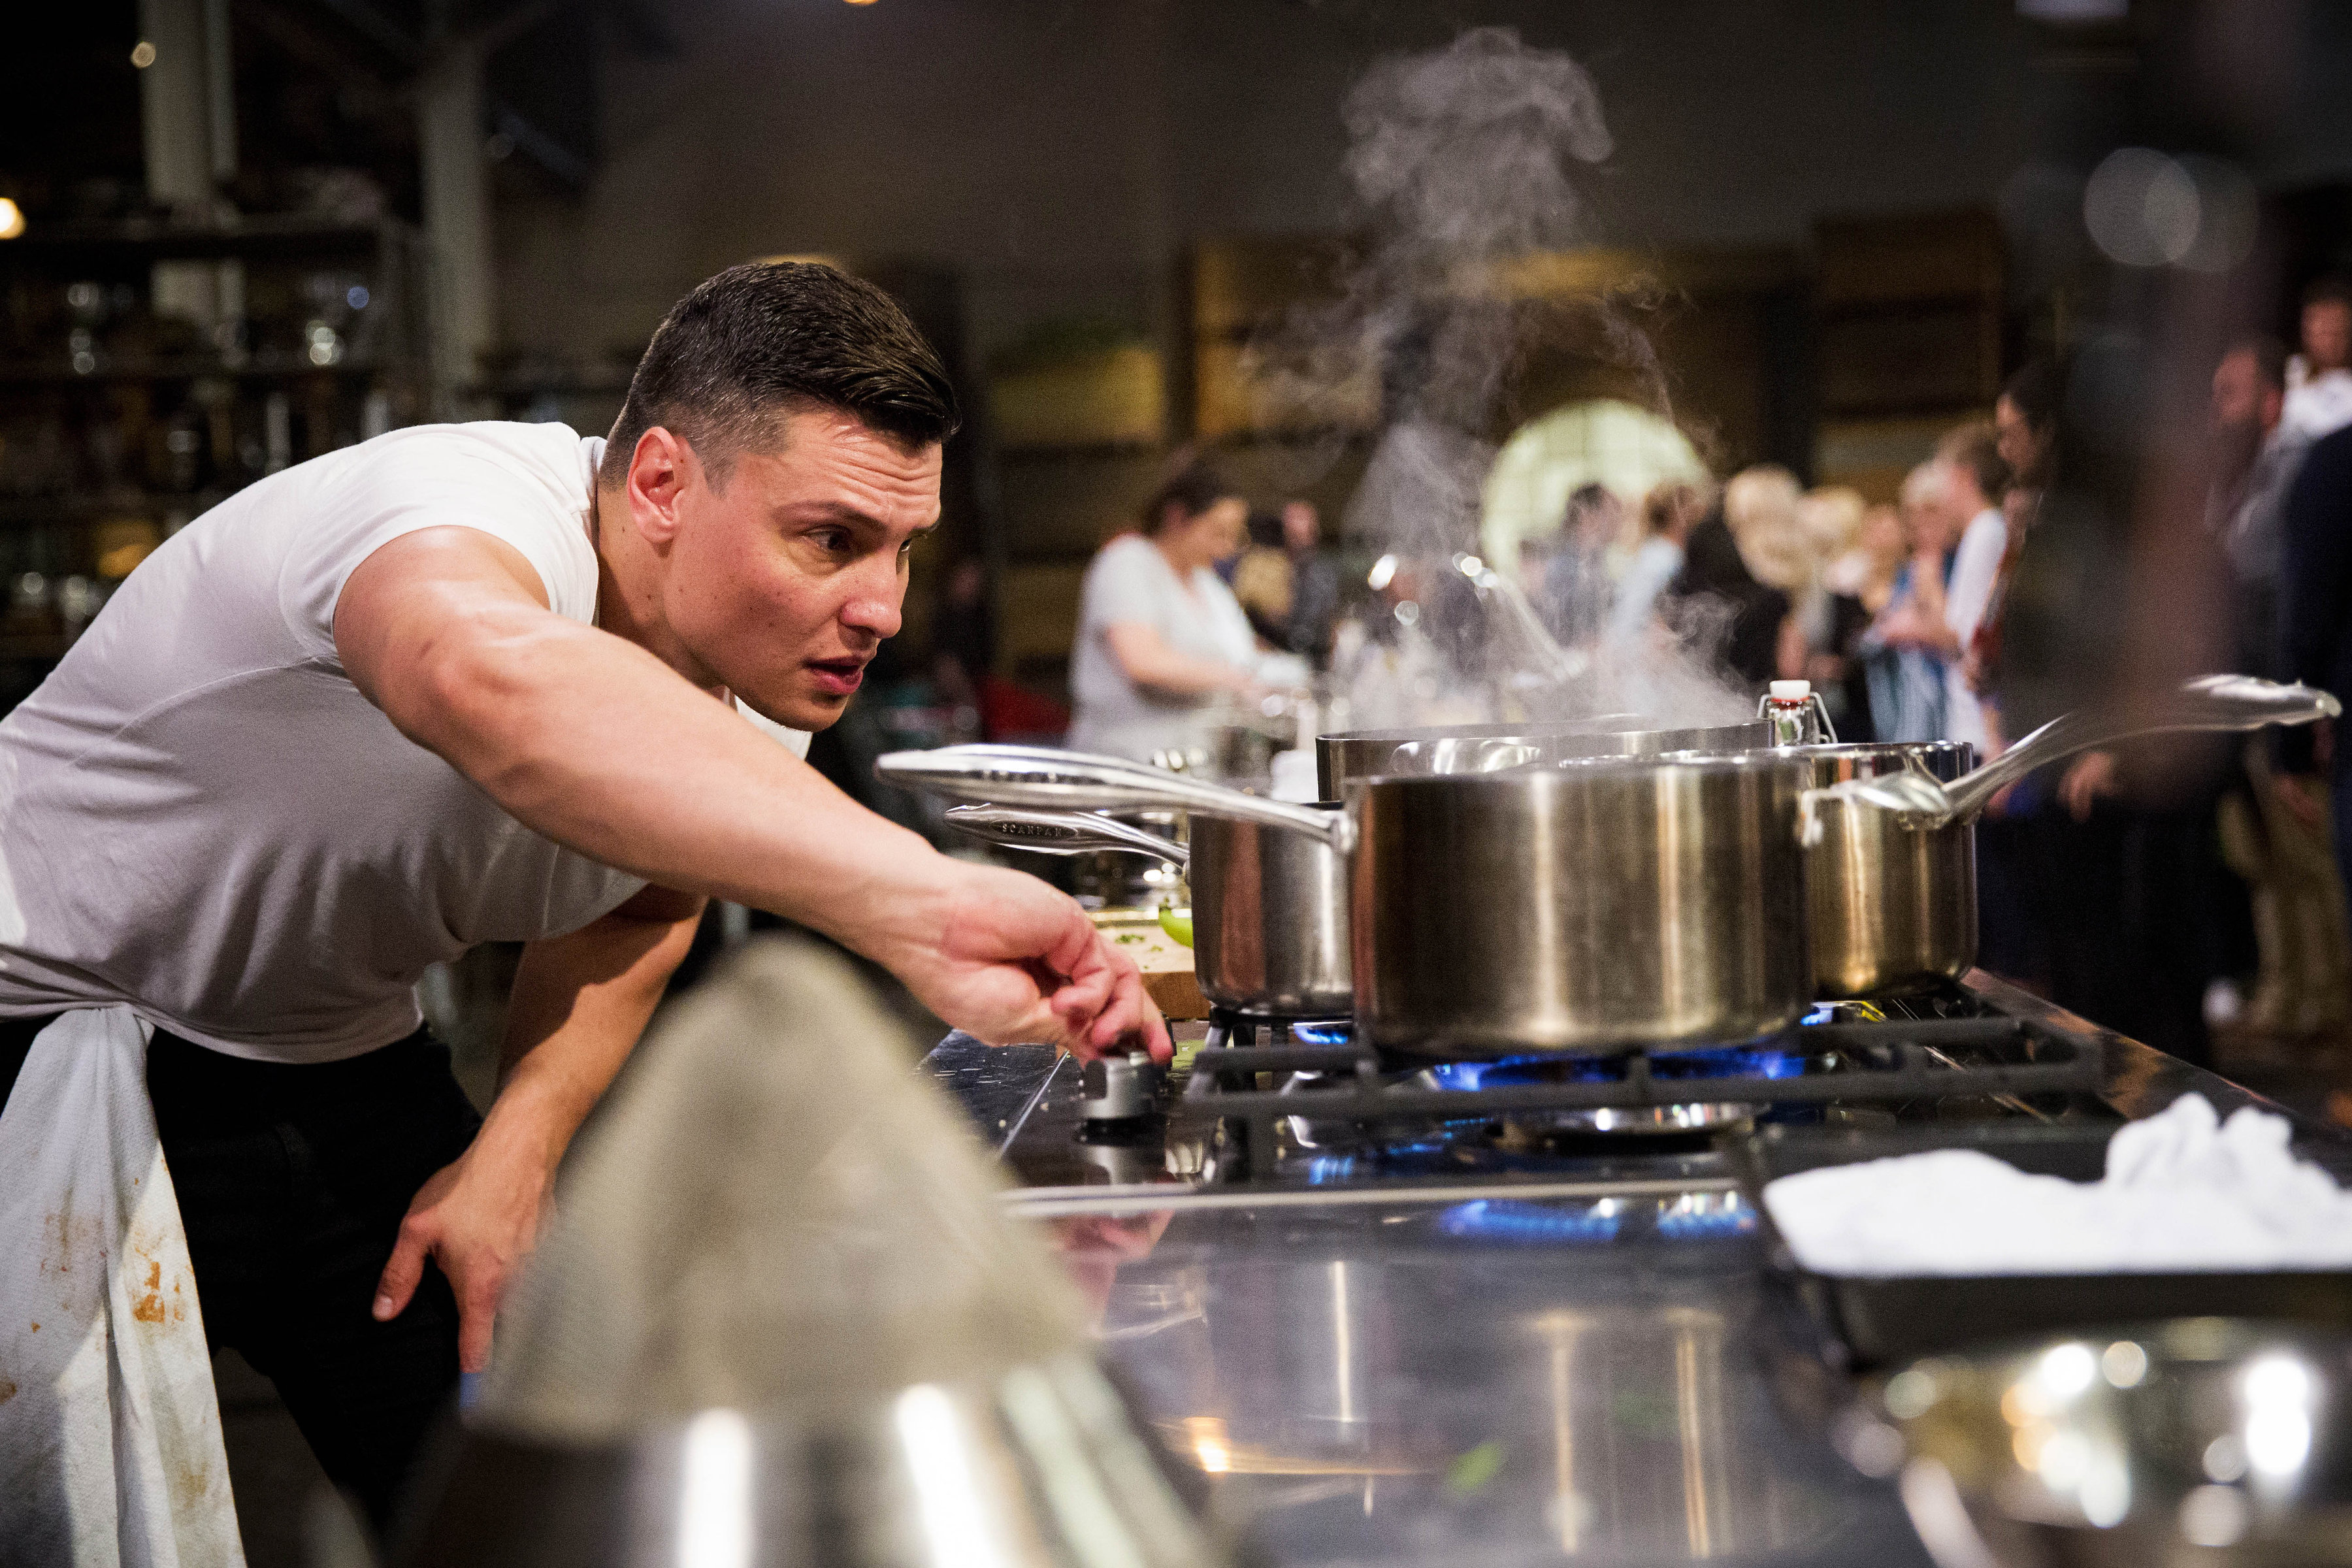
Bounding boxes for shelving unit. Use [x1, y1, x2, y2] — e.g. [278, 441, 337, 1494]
[0, 214, 429, 710]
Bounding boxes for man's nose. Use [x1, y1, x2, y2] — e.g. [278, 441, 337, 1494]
[841, 560, 904, 640]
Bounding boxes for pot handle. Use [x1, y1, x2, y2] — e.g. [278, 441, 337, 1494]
[941, 804, 1190, 866]
[1798, 675, 2341, 838]
[876, 743, 1352, 851]
[1938, 674, 2338, 825]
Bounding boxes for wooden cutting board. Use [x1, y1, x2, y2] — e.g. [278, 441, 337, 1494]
[1090, 908, 1208, 1021]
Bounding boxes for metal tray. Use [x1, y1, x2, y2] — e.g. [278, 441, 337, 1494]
[1739, 1120, 2352, 1369]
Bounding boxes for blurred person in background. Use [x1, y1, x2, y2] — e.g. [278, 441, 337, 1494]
[1931, 424, 2011, 759]
[1281, 499, 1341, 666]
[1663, 489, 1788, 690]
[1969, 361, 2064, 715]
[1539, 482, 1623, 651]
[1840, 502, 1918, 747]
[1861, 460, 1959, 743]
[1997, 341, 2239, 1065]
[2285, 274, 2352, 443]
[1934, 424, 2031, 983]
[1810, 486, 1871, 596]
[1607, 480, 1707, 646]
[1719, 463, 1810, 678]
[1230, 510, 1294, 648]
[1797, 485, 1874, 738]
[1738, 469, 1870, 737]
[1067, 463, 1261, 762]
[1849, 502, 1910, 615]
[2211, 336, 2302, 674]
[2277, 416, 2352, 1083]
[2281, 419, 2352, 932]
[930, 555, 994, 720]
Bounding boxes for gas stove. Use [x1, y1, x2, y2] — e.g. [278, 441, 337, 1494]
[949, 979, 2121, 1195]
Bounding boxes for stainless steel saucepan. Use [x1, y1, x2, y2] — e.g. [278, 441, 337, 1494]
[1776, 675, 2339, 998]
[881, 743, 1813, 1058]
[943, 804, 1353, 1021]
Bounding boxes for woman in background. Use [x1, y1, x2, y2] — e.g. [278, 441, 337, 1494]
[1067, 464, 1262, 763]
[1664, 491, 1788, 690]
[1607, 480, 1708, 646]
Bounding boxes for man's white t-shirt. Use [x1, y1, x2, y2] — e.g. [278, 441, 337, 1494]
[1940, 506, 2008, 755]
[0, 421, 804, 1064]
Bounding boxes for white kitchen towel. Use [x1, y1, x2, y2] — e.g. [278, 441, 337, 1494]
[0, 1007, 245, 1567]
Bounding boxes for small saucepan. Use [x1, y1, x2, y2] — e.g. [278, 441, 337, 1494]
[941, 804, 1352, 1021]
[1760, 675, 2338, 998]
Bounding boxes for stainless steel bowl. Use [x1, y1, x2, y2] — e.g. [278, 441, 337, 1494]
[1844, 1320, 2352, 1567]
[395, 1354, 1228, 1567]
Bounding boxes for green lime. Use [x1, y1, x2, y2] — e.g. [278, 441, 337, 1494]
[1445, 1439, 1505, 1496]
[1156, 906, 1194, 948]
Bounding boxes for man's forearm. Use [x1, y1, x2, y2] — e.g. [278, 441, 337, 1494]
[480, 902, 702, 1172]
[374, 587, 956, 975]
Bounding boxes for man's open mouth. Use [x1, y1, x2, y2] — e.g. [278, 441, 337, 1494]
[809, 657, 870, 696]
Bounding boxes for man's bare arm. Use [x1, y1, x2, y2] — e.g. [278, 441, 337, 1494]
[335, 525, 1164, 1058]
[371, 883, 703, 1370]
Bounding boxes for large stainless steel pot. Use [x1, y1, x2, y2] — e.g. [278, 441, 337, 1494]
[885, 745, 1812, 1057]
[1780, 675, 2340, 998]
[1315, 718, 1775, 800]
[944, 804, 1352, 1019]
[1349, 755, 1808, 1056]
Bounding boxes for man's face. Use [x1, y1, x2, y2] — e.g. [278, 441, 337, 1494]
[2306, 301, 2352, 374]
[660, 407, 941, 730]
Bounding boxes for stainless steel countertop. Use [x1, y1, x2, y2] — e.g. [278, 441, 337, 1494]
[923, 976, 2352, 1566]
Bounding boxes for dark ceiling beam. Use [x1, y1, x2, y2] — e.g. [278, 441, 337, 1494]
[230, 0, 404, 95]
[312, 0, 427, 67]
[488, 99, 593, 189]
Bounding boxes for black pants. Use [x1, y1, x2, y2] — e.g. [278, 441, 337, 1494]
[0, 1016, 481, 1535]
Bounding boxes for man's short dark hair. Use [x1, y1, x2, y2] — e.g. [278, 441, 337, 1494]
[600, 261, 959, 489]
[2226, 335, 2291, 393]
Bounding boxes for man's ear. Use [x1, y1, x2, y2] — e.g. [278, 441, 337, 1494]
[626, 427, 698, 545]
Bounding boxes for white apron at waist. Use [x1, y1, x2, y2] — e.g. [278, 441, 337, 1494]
[0, 1007, 244, 1567]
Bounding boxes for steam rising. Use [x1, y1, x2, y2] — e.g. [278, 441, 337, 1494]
[1344, 31, 1612, 270]
[1267, 27, 1754, 730]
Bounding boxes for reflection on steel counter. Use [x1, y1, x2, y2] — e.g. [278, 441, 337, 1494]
[1060, 1192, 1916, 1565]
[923, 972, 2352, 1567]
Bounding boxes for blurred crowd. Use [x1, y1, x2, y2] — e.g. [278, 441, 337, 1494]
[1513, 274, 2352, 1094]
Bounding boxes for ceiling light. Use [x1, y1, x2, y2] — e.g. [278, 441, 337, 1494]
[0, 200, 23, 240]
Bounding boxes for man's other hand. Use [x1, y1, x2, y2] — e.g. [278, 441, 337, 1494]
[372, 1133, 553, 1374]
[907, 863, 1170, 1062]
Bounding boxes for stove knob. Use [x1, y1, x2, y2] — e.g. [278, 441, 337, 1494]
[1081, 1050, 1158, 1121]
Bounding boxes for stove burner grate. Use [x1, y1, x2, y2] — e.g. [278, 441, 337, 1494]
[1179, 1014, 2106, 1183]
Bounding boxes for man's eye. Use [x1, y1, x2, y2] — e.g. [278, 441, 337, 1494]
[811, 528, 850, 552]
